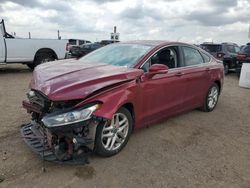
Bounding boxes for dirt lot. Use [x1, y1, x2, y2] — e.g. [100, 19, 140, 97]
[0, 64, 250, 188]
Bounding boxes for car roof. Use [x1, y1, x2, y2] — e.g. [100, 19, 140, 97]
[201, 42, 238, 46]
[119, 40, 192, 47]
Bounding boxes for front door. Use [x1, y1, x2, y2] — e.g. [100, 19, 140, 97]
[138, 46, 187, 127]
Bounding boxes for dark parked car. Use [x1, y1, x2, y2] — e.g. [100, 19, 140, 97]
[99, 40, 119, 45]
[200, 42, 240, 74]
[236, 43, 250, 76]
[22, 41, 224, 163]
[70, 43, 103, 58]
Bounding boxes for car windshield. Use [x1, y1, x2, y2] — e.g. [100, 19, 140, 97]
[78, 44, 152, 67]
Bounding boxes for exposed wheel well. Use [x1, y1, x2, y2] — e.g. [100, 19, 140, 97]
[122, 103, 135, 130]
[34, 48, 58, 62]
[214, 80, 221, 94]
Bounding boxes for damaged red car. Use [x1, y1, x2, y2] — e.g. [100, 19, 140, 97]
[22, 41, 224, 163]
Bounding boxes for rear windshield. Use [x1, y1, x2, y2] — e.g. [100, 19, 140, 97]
[242, 45, 250, 53]
[201, 44, 222, 53]
[68, 39, 77, 45]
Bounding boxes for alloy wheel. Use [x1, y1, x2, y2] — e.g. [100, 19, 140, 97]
[101, 113, 129, 151]
[207, 86, 219, 109]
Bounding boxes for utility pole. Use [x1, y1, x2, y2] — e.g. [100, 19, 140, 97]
[57, 30, 61, 40]
[248, 24, 250, 38]
[110, 26, 120, 42]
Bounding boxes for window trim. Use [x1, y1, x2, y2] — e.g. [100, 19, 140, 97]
[139, 45, 181, 70]
[181, 46, 206, 67]
[139, 44, 212, 72]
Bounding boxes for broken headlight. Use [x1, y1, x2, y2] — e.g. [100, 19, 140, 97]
[42, 104, 101, 128]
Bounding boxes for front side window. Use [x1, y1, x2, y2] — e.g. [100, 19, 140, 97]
[234, 46, 240, 53]
[141, 47, 178, 72]
[182, 47, 204, 66]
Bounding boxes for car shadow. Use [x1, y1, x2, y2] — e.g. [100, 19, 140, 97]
[0, 64, 32, 74]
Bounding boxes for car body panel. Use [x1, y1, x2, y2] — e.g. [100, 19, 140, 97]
[28, 41, 224, 128]
[22, 40, 224, 162]
[31, 59, 143, 101]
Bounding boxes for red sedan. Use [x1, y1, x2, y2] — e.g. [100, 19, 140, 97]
[22, 41, 224, 162]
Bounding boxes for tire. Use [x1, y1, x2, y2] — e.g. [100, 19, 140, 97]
[34, 52, 56, 68]
[236, 69, 241, 78]
[94, 107, 133, 157]
[224, 63, 229, 75]
[26, 63, 35, 70]
[201, 83, 219, 112]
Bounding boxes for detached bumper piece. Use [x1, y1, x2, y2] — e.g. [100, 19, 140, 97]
[21, 123, 92, 165]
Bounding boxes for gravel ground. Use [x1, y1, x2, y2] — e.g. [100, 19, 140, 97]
[0, 64, 250, 188]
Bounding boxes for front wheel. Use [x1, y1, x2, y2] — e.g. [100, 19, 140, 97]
[201, 83, 219, 112]
[94, 107, 133, 157]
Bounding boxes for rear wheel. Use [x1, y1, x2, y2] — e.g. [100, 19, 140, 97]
[26, 63, 35, 70]
[201, 83, 219, 112]
[94, 107, 133, 157]
[27, 52, 56, 70]
[224, 63, 229, 75]
[35, 52, 55, 66]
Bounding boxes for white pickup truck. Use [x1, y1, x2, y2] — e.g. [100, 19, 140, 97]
[0, 19, 67, 69]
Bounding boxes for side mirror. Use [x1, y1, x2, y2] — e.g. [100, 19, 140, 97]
[148, 64, 169, 76]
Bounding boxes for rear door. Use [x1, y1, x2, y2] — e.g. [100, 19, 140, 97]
[0, 20, 6, 62]
[180, 46, 211, 110]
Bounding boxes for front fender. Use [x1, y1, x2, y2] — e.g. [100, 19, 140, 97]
[94, 83, 138, 120]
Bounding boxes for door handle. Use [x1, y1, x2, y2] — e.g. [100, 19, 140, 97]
[176, 72, 184, 77]
[206, 68, 211, 72]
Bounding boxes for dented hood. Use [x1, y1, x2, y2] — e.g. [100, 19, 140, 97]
[30, 59, 143, 101]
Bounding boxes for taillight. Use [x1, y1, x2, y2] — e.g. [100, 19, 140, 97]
[237, 54, 247, 61]
[217, 53, 225, 58]
[66, 43, 70, 51]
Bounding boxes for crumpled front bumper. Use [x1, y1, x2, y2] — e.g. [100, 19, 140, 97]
[21, 123, 92, 165]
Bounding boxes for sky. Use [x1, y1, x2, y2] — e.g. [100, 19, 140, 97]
[0, 0, 249, 45]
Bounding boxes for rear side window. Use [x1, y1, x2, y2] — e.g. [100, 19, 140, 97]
[226, 45, 236, 53]
[69, 39, 77, 45]
[79, 40, 85, 45]
[182, 47, 204, 66]
[201, 51, 211, 63]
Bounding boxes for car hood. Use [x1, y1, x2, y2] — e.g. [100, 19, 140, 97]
[30, 59, 143, 101]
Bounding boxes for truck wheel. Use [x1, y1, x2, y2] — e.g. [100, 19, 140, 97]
[27, 52, 56, 70]
[94, 107, 133, 157]
[26, 63, 35, 70]
[35, 52, 55, 66]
